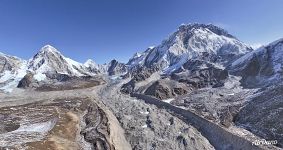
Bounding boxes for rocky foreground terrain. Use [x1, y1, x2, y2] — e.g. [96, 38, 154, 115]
[0, 77, 214, 150]
[0, 23, 282, 150]
[0, 76, 280, 150]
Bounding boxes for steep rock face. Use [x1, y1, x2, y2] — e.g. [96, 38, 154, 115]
[107, 59, 127, 76]
[120, 65, 159, 94]
[230, 39, 283, 88]
[128, 23, 252, 74]
[122, 23, 245, 97]
[17, 72, 34, 88]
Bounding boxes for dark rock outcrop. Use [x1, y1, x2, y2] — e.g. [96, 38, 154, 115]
[171, 60, 229, 88]
[144, 79, 191, 100]
[107, 59, 127, 76]
[17, 72, 34, 88]
[144, 81, 173, 99]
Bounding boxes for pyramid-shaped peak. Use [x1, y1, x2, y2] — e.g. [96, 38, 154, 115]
[84, 59, 97, 67]
[39, 45, 60, 53]
[85, 59, 95, 63]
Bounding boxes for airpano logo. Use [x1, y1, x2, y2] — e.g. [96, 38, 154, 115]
[252, 139, 277, 146]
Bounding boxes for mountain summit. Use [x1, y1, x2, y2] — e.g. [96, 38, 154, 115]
[128, 23, 252, 73]
[28, 45, 93, 78]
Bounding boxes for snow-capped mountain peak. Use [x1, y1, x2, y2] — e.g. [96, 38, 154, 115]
[0, 45, 105, 92]
[28, 45, 93, 77]
[83, 59, 106, 74]
[84, 59, 98, 68]
[40, 45, 59, 52]
[127, 23, 252, 73]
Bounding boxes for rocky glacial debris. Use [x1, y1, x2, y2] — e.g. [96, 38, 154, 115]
[96, 80, 215, 150]
[0, 97, 127, 150]
[235, 84, 283, 148]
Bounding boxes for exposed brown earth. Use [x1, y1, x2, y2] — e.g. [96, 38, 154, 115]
[17, 74, 106, 91]
[0, 92, 130, 150]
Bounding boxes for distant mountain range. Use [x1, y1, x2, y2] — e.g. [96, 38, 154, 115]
[0, 23, 282, 93]
[0, 45, 127, 92]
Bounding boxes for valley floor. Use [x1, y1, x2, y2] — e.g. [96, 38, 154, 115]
[0, 78, 280, 150]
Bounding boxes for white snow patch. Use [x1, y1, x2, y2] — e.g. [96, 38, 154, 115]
[110, 74, 124, 80]
[16, 119, 56, 133]
[163, 98, 174, 103]
[0, 71, 13, 82]
[141, 124, 148, 128]
[33, 72, 46, 81]
[64, 57, 85, 76]
[227, 93, 235, 96]
[140, 111, 149, 115]
[250, 43, 263, 50]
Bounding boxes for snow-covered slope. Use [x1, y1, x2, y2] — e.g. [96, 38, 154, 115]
[85, 59, 128, 75]
[230, 38, 283, 87]
[127, 47, 154, 66]
[28, 45, 95, 78]
[0, 52, 27, 92]
[84, 59, 107, 74]
[127, 23, 252, 74]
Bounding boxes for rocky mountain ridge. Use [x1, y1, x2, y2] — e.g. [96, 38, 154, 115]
[127, 23, 252, 74]
[121, 23, 253, 97]
[229, 38, 283, 88]
[0, 45, 126, 92]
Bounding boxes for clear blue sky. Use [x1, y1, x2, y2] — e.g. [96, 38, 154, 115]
[0, 0, 282, 64]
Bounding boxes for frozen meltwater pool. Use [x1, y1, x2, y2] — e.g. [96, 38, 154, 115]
[0, 118, 57, 147]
